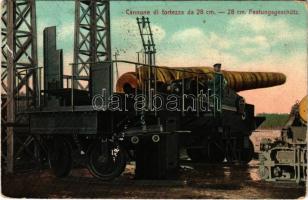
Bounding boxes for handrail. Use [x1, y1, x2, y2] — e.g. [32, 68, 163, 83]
[15, 66, 44, 111]
[67, 60, 221, 116]
[69, 60, 212, 77]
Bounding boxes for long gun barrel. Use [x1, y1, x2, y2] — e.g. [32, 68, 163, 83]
[116, 66, 286, 93]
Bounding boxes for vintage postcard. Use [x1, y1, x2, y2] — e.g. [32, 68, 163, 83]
[1, 0, 307, 198]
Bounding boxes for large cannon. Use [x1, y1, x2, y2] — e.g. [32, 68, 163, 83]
[116, 66, 286, 93]
[112, 65, 287, 168]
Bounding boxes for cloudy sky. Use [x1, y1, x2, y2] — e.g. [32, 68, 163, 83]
[36, 1, 307, 114]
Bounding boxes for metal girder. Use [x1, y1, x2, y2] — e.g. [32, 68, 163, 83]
[73, 0, 111, 90]
[1, 0, 38, 173]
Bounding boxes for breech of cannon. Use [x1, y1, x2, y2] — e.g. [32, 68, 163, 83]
[116, 66, 286, 93]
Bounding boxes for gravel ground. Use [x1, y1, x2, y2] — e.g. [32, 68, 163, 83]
[2, 160, 306, 198]
[1, 130, 306, 198]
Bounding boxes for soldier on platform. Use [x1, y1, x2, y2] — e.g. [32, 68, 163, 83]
[209, 63, 227, 115]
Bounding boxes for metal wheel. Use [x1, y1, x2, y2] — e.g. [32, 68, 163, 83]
[240, 139, 254, 163]
[86, 140, 126, 181]
[48, 136, 72, 178]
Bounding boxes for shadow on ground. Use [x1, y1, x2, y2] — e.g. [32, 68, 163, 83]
[1, 160, 306, 198]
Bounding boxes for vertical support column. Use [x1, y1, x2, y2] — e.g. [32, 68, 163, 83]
[6, 0, 15, 173]
[31, 0, 38, 105]
[73, 0, 80, 89]
[89, 1, 97, 65]
[1, 0, 38, 172]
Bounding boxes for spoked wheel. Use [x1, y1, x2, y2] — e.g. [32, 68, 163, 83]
[48, 136, 73, 178]
[86, 140, 127, 181]
[240, 139, 254, 164]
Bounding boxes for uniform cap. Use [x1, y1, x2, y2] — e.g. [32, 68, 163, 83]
[213, 63, 221, 68]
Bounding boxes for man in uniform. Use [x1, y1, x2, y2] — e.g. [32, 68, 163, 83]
[209, 63, 227, 115]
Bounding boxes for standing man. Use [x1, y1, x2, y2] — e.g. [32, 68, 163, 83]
[209, 63, 227, 115]
[213, 63, 227, 95]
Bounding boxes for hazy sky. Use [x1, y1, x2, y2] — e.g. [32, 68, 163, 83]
[36, 1, 307, 114]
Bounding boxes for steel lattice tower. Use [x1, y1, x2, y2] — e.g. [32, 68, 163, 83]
[1, 0, 38, 172]
[73, 0, 111, 90]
